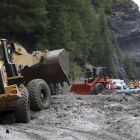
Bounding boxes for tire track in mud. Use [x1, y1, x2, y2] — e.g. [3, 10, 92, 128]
[8, 125, 115, 140]
[1, 124, 47, 140]
[1, 123, 120, 140]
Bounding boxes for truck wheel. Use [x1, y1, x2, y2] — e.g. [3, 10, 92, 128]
[15, 87, 30, 123]
[94, 83, 104, 95]
[27, 79, 51, 111]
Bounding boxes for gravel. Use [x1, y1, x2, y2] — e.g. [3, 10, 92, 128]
[0, 91, 140, 140]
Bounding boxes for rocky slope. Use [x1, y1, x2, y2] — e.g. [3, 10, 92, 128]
[113, 47, 127, 81]
[110, 1, 140, 77]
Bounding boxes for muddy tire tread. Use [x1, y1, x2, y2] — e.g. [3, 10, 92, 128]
[15, 88, 30, 123]
[27, 79, 51, 111]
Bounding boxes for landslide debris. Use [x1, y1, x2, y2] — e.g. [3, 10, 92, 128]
[0, 92, 140, 140]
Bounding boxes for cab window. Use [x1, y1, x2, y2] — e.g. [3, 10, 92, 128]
[0, 48, 3, 60]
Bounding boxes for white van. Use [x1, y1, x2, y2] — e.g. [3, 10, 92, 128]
[111, 79, 126, 89]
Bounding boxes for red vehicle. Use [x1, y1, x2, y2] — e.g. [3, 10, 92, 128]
[70, 67, 109, 95]
[105, 79, 115, 89]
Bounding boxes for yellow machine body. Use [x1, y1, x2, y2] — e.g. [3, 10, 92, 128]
[0, 39, 69, 113]
[0, 84, 21, 111]
[0, 60, 21, 111]
[11, 43, 70, 85]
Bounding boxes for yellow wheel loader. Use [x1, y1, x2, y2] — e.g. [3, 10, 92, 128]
[0, 39, 30, 123]
[0, 39, 69, 119]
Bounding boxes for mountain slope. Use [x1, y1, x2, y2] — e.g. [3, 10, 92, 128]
[110, 1, 140, 77]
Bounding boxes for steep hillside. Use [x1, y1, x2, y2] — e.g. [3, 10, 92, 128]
[113, 48, 127, 81]
[110, 1, 140, 77]
[0, 0, 137, 80]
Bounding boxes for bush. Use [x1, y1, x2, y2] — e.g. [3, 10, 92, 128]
[69, 62, 85, 80]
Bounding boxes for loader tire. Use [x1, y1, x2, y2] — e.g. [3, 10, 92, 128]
[27, 79, 51, 111]
[15, 87, 30, 123]
[94, 83, 104, 94]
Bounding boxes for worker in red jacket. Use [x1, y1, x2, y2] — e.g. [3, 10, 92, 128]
[134, 80, 138, 88]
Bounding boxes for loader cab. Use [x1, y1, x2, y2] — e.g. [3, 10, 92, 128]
[93, 67, 107, 78]
[86, 69, 92, 79]
[0, 39, 19, 77]
[0, 43, 4, 61]
[86, 67, 107, 79]
[0, 46, 4, 94]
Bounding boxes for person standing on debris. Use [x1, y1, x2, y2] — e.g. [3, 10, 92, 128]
[134, 80, 138, 88]
[138, 80, 140, 88]
[120, 82, 123, 90]
[113, 82, 116, 89]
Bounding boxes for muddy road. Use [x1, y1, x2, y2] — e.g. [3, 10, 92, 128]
[0, 92, 140, 140]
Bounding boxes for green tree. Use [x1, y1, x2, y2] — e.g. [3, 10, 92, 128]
[47, 0, 91, 59]
[90, 13, 113, 73]
[69, 12, 87, 58]
[0, 0, 48, 50]
[47, 11, 71, 51]
[123, 53, 136, 79]
[111, 33, 123, 61]
[47, 1, 73, 52]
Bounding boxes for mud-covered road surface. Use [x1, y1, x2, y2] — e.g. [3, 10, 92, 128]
[0, 92, 140, 140]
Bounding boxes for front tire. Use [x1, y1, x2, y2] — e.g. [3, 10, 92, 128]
[94, 83, 104, 94]
[27, 79, 51, 111]
[15, 87, 30, 123]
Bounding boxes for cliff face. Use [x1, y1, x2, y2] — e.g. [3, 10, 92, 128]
[110, 2, 140, 77]
[113, 48, 127, 81]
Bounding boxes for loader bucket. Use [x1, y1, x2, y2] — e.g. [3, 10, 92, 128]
[21, 49, 70, 86]
[42, 49, 69, 85]
[70, 84, 92, 95]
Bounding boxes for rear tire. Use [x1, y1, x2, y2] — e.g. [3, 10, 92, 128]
[27, 79, 51, 111]
[15, 87, 30, 123]
[94, 83, 104, 94]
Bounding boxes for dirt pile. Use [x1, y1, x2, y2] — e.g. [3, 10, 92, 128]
[0, 92, 140, 140]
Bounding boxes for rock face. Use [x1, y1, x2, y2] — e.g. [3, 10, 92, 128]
[113, 47, 127, 81]
[110, 2, 140, 77]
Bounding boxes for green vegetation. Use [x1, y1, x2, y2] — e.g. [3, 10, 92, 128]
[0, 0, 48, 51]
[69, 62, 85, 80]
[0, 0, 137, 79]
[47, 0, 116, 78]
[123, 53, 137, 80]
